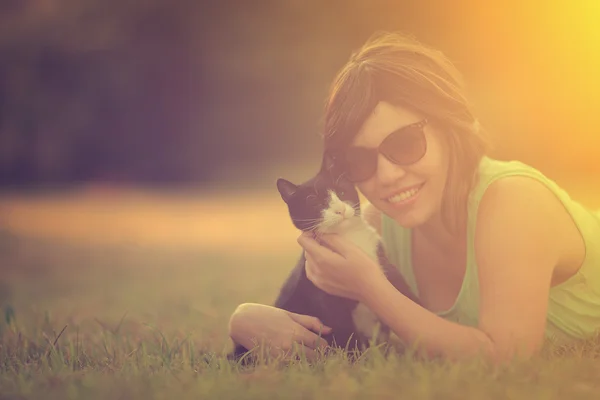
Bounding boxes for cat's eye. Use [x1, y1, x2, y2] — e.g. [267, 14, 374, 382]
[307, 193, 321, 207]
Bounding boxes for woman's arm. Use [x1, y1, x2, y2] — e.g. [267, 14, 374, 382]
[227, 303, 332, 360]
[360, 176, 568, 363]
[302, 176, 570, 363]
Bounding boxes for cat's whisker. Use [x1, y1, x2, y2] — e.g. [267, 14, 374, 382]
[313, 231, 324, 241]
[349, 202, 361, 212]
[293, 217, 322, 223]
[304, 224, 322, 232]
[305, 219, 325, 229]
[315, 221, 338, 232]
[303, 222, 323, 229]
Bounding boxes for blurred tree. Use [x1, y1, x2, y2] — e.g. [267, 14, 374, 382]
[0, 0, 598, 187]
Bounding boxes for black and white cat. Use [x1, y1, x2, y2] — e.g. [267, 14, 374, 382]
[228, 153, 418, 362]
[275, 177, 385, 345]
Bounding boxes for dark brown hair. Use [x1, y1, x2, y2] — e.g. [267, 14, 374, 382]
[322, 31, 491, 236]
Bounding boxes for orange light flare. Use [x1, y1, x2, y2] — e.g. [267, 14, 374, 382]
[460, 1, 600, 178]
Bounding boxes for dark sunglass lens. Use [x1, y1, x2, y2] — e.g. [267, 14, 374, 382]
[343, 147, 377, 182]
[382, 125, 427, 165]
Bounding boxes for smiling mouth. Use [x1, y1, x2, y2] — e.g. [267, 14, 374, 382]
[384, 183, 424, 204]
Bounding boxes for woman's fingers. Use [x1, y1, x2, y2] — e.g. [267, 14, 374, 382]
[291, 345, 318, 361]
[228, 303, 332, 361]
[297, 233, 338, 261]
[297, 234, 320, 256]
[301, 346, 318, 361]
[318, 233, 351, 255]
[293, 328, 329, 350]
[288, 312, 332, 349]
[288, 311, 332, 335]
[275, 344, 319, 362]
[304, 252, 318, 283]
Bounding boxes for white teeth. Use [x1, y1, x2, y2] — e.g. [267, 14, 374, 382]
[387, 186, 420, 203]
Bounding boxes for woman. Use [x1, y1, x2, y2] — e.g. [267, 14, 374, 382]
[228, 31, 600, 364]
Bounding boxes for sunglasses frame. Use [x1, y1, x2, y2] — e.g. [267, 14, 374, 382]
[334, 118, 429, 183]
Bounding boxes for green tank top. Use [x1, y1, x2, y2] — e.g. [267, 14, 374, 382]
[381, 156, 600, 342]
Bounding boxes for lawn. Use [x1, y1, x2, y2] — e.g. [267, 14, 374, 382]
[0, 183, 599, 399]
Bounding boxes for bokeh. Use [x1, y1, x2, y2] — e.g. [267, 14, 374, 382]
[1, 1, 599, 187]
[0, 0, 599, 253]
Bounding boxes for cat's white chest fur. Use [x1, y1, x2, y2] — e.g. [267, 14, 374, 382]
[318, 191, 388, 343]
[340, 223, 380, 260]
[340, 221, 387, 342]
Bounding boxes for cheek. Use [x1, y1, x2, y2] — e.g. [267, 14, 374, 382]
[356, 181, 380, 204]
[424, 130, 450, 170]
[414, 133, 449, 182]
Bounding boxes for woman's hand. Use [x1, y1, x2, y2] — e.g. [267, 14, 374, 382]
[297, 232, 385, 302]
[228, 303, 332, 360]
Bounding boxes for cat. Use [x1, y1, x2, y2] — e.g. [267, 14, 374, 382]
[228, 152, 418, 363]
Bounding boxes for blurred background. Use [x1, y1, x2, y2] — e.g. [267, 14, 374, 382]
[0, 0, 599, 248]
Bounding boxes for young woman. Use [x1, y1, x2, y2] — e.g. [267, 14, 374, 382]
[228, 31, 600, 364]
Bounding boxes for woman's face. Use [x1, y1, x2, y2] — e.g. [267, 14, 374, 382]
[351, 101, 450, 228]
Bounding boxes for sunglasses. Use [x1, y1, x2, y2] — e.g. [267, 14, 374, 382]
[334, 119, 428, 182]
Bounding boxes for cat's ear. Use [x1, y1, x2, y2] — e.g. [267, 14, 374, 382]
[276, 178, 298, 203]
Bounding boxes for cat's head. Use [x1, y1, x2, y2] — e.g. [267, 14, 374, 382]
[276, 153, 360, 233]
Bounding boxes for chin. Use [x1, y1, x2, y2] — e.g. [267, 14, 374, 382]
[384, 204, 432, 229]
[331, 218, 361, 233]
[390, 214, 425, 229]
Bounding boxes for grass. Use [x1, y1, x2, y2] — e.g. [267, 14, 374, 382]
[0, 184, 600, 399]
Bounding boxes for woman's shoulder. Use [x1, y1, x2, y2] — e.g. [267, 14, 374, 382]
[470, 156, 587, 254]
[473, 167, 580, 261]
[471, 156, 565, 209]
[475, 156, 544, 182]
[477, 173, 567, 218]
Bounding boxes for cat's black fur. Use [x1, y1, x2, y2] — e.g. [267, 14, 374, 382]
[228, 153, 419, 363]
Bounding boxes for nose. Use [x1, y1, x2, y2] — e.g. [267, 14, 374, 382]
[334, 205, 349, 216]
[376, 154, 406, 185]
[335, 206, 354, 218]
